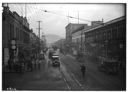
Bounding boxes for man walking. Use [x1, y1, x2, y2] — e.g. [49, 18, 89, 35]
[38, 60, 41, 70]
[80, 64, 86, 78]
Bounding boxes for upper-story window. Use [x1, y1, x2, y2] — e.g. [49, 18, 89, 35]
[112, 27, 117, 39]
[10, 24, 14, 40]
[108, 30, 111, 40]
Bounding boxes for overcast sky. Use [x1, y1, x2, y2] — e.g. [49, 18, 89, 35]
[8, 3, 125, 38]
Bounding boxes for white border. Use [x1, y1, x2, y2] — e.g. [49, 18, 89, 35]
[0, 0, 127, 92]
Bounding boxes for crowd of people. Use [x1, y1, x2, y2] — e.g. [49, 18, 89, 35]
[7, 49, 45, 73]
[6, 47, 86, 78]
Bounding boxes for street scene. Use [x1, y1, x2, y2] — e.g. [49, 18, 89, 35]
[2, 3, 126, 91]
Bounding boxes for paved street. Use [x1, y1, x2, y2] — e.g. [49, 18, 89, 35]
[2, 3, 126, 91]
[3, 56, 66, 90]
[60, 54, 126, 91]
[3, 54, 85, 90]
[3, 53, 126, 91]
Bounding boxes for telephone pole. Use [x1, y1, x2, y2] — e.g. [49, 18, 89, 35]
[37, 21, 42, 53]
[78, 11, 79, 24]
[25, 4, 27, 18]
[68, 11, 69, 23]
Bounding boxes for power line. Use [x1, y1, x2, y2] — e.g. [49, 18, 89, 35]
[25, 4, 27, 18]
[27, 5, 92, 23]
[8, 4, 103, 25]
[41, 9, 92, 22]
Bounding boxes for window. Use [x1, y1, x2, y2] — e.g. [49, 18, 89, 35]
[118, 26, 125, 39]
[103, 32, 106, 40]
[10, 24, 14, 39]
[14, 27, 17, 38]
[10, 24, 12, 40]
[16, 28, 18, 40]
[17, 29, 20, 40]
[112, 28, 117, 39]
[107, 30, 111, 40]
[108, 31, 111, 39]
[19, 30, 21, 41]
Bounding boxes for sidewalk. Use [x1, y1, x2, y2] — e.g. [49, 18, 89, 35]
[62, 54, 126, 90]
[2, 60, 46, 90]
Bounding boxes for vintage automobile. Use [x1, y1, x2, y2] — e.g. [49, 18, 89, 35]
[98, 57, 119, 75]
[52, 55, 60, 67]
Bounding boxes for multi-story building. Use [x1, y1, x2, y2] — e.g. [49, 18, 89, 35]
[53, 39, 65, 53]
[65, 23, 87, 53]
[54, 39, 65, 48]
[2, 6, 31, 65]
[71, 21, 103, 53]
[84, 16, 126, 67]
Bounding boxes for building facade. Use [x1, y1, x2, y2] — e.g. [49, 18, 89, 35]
[2, 6, 31, 65]
[71, 21, 103, 54]
[65, 23, 87, 53]
[84, 16, 126, 67]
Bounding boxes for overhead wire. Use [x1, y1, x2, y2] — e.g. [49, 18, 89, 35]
[42, 10, 92, 22]
[8, 4, 103, 25]
[26, 5, 92, 23]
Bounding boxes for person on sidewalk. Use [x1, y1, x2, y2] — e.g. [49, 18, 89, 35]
[38, 60, 41, 70]
[8, 59, 12, 72]
[80, 64, 86, 78]
[34, 59, 37, 69]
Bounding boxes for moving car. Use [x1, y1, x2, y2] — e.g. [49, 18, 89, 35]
[52, 55, 60, 67]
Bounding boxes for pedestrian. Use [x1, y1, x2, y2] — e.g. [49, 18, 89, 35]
[8, 59, 12, 72]
[28, 61, 32, 71]
[19, 54, 24, 73]
[38, 60, 41, 70]
[80, 64, 86, 78]
[34, 59, 37, 69]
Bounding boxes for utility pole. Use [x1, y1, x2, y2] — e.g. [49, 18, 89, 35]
[25, 4, 27, 18]
[37, 21, 42, 53]
[78, 11, 79, 24]
[68, 11, 69, 23]
[81, 30, 83, 52]
[21, 4, 23, 17]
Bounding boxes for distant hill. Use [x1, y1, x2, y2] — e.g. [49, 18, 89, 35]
[45, 34, 63, 46]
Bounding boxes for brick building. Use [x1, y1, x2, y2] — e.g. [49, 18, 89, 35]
[2, 6, 31, 65]
[71, 21, 103, 53]
[65, 23, 87, 53]
[84, 16, 126, 67]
